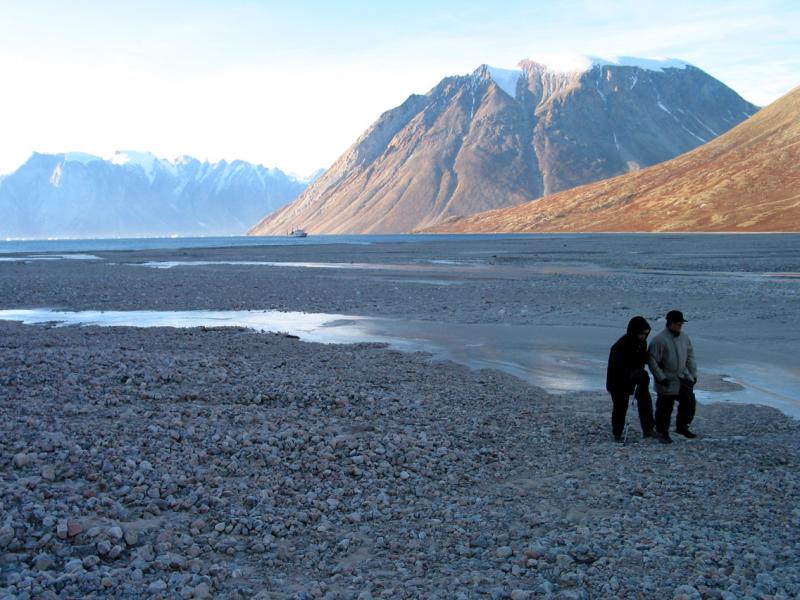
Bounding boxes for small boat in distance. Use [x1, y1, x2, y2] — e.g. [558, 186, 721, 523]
[288, 228, 307, 238]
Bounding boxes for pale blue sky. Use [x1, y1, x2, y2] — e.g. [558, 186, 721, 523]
[1, 0, 798, 176]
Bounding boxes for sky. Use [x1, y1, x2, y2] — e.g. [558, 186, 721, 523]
[1, 0, 798, 178]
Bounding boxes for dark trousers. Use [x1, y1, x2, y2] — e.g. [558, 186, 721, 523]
[655, 386, 696, 434]
[611, 380, 654, 437]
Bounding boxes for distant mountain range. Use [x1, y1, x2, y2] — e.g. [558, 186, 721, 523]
[0, 151, 310, 239]
[250, 56, 758, 235]
[423, 84, 800, 233]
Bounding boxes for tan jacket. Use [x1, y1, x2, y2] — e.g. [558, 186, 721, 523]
[647, 328, 698, 395]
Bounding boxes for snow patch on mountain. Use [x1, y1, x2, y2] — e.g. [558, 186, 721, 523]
[110, 150, 160, 182]
[49, 164, 63, 187]
[527, 54, 690, 74]
[63, 152, 103, 165]
[486, 66, 524, 99]
[605, 56, 690, 71]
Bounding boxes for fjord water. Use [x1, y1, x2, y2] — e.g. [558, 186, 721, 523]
[0, 233, 561, 254]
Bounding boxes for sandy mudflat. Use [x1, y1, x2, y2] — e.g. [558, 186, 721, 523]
[1, 234, 799, 599]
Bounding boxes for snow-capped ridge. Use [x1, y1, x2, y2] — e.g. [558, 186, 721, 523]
[109, 150, 156, 169]
[525, 54, 691, 74]
[478, 55, 692, 100]
[175, 155, 198, 166]
[1, 152, 311, 238]
[109, 151, 161, 182]
[63, 152, 103, 165]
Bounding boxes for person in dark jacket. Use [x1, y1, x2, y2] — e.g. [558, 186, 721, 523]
[606, 316, 656, 442]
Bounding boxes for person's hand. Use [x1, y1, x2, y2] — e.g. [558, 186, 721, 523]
[657, 378, 668, 386]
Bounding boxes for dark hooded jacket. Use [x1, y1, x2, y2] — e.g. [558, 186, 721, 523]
[606, 316, 651, 395]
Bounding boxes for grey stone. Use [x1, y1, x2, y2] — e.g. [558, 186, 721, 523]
[0, 526, 14, 547]
[12, 453, 29, 468]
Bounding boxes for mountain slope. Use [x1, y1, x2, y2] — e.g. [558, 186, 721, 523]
[423, 85, 800, 233]
[250, 56, 757, 235]
[0, 152, 308, 238]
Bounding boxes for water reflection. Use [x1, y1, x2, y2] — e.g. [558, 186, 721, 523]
[136, 261, 388, 270]
[0, 308, 797, 417]
[0, 254, 102, 262]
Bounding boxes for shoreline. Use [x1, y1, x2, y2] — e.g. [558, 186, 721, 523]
[3, 307, 798, 420]
[2, 237, 800, 598]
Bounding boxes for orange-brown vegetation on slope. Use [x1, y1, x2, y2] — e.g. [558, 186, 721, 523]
[425, 86, 800, 232]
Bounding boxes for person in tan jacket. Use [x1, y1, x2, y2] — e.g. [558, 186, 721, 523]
[647, 310, 698, 443]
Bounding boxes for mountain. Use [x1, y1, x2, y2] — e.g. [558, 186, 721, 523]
[0, 151, 309, 238]
[423, 84, 800, 233]
[249, 56, 758, 235]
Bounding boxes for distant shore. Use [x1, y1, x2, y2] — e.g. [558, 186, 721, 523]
[2, 236, 799, 598]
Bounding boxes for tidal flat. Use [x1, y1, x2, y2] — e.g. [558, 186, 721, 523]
[1, 234, 799, 598]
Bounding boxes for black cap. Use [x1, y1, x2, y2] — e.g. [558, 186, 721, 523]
[666, 310, 688, 324]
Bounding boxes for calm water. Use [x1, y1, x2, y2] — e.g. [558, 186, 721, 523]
[0, 233, 572, 254]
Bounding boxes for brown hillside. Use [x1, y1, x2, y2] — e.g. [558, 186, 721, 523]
[425, 85, 800, 232]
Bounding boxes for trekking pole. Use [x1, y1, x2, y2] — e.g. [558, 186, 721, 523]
[622, 394, 635, 445]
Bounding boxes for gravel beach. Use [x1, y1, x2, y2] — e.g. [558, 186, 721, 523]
[1, 235, 799, 599]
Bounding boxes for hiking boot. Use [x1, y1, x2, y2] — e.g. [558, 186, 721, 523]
[676, 428, 698, 439]
[659, 433, 673, 444]
[614, 435, 624, 443]
[642, 429, 658, 439]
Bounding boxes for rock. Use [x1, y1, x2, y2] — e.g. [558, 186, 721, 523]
[0, 526, 14, 547]
[124, 529, 139, 546]
[82, 555, 100, 568]
[64, 558, 83, 573]
[12, 452, 29, 468]
[41, 464, 56, 480]
[191, 582, 212, 599]
[108, 526, 123, 540]
[97, 539, 112, 555]
[536, 581, 554, 595]
[496, 546, 513, 559]
[673, 585, 701, 600]
[149, 579, 168, 593]
[33, 553, 54, 571]
[67, 521, 83, 537]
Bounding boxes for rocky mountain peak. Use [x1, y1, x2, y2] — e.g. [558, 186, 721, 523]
[247, 56, 759, 235]
[423, 85, 800, 233]
[251, 57, 758, 234]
